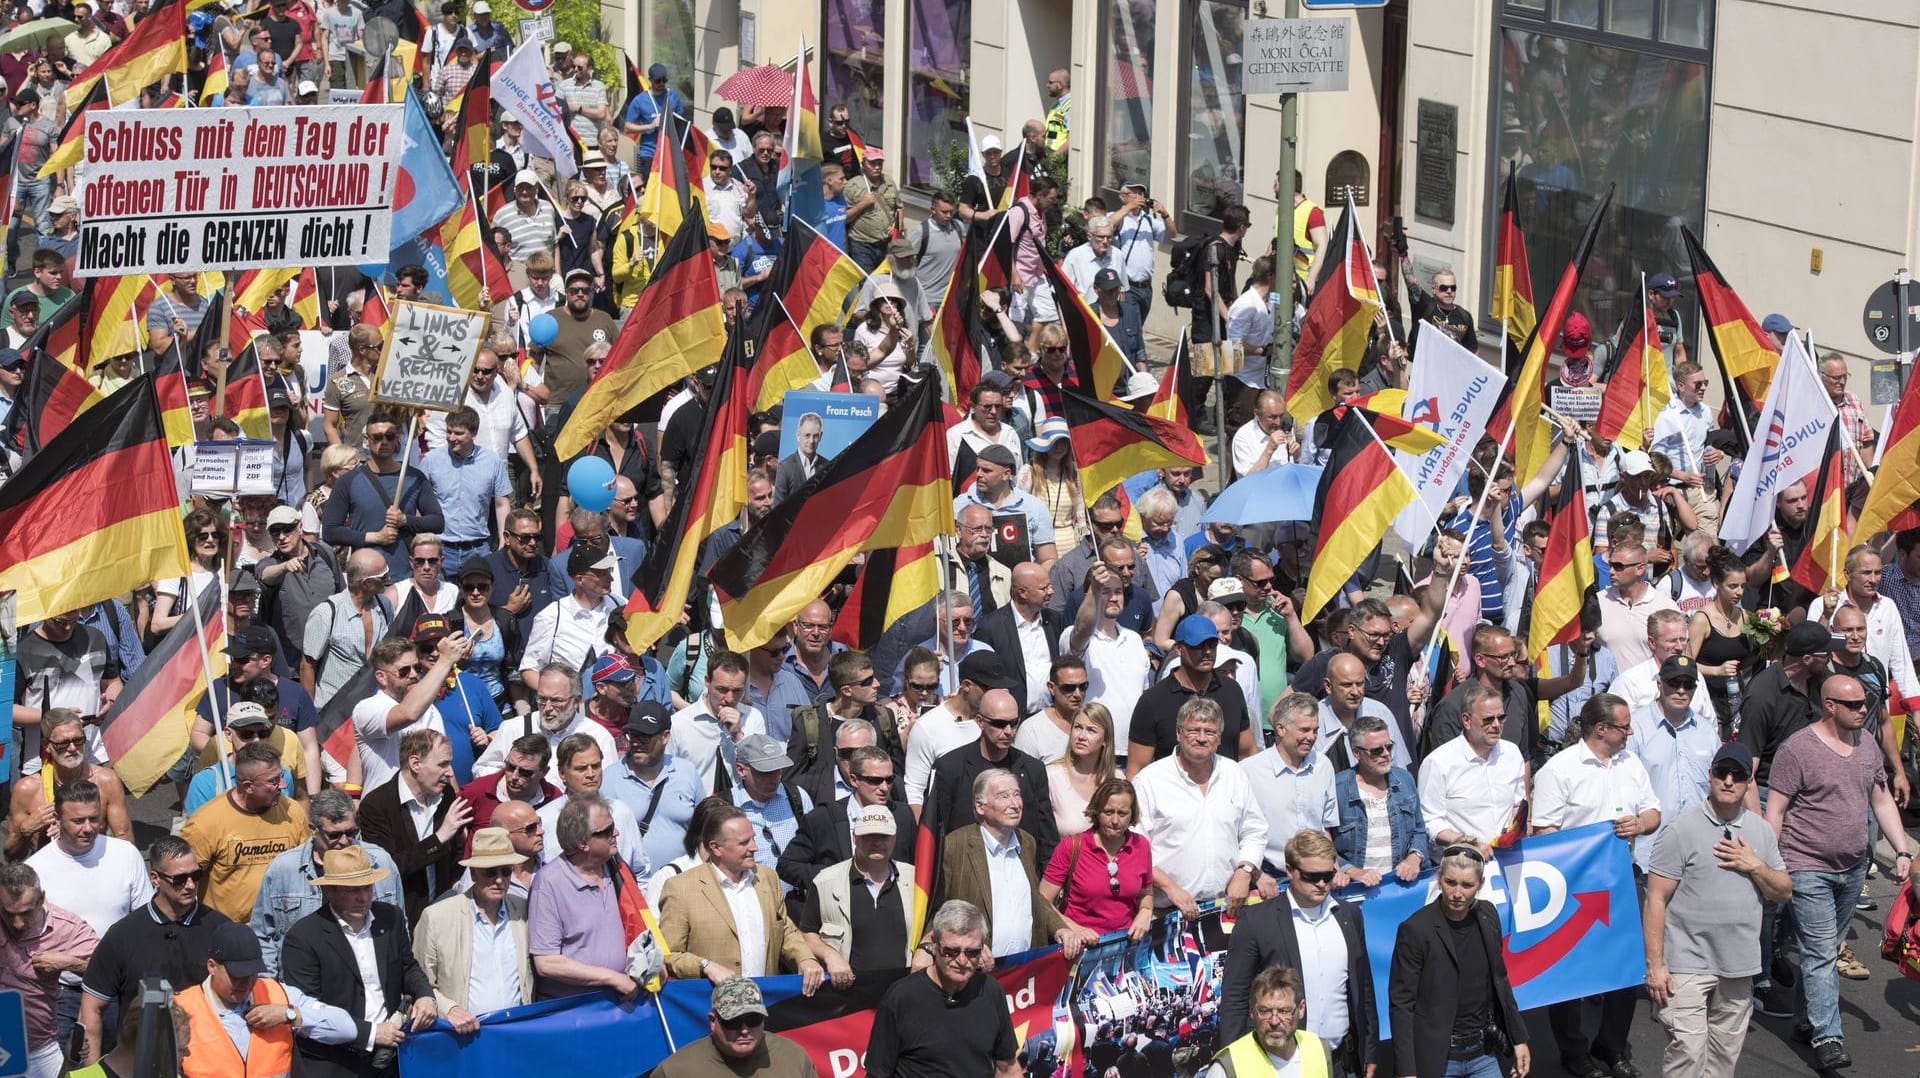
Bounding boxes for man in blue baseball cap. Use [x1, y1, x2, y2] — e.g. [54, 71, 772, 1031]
[623, 61, 689, 178]
[1127, 613, 1254, 770]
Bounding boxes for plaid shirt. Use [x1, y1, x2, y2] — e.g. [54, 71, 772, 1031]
[1835, 390, 1873, 486]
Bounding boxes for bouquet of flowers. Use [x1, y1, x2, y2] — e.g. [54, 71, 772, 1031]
[1742, 607, 1786, 648]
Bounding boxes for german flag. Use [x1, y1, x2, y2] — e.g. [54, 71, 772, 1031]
[639, 112, 708, 244]
[829, 541, 940, 649]
[85, 275, 155, 370]
[153, 347, 195, 448]
[930, 230, 989, 403]
[743, 219, 865, 410]
[39, 80, 108, 179]
[1146, 335, 1191, 426]
[1593, 277, 1671, 453]
[231, 268, 300, 317]
[3, 305, 102, 455]
[65, 0, 184, 112]
[910, 821, 938, 944]
[449, 56, 492, 182]
[1286, 196, 1380, 428]
[1486, 184, 1612, 484]
[199, 47, 227, 105]
[360, 285, 391, 330]
[99, 582, 224, 796]
[1060, 386, 1206, 500]
[312, 664, 374, 776]
[1041, 244, 1128, 402]
[359, 54, 392, 104]
[292, 267, 322, 328]
[1528, 450, 1595, 661]
[219, 338, 272, 439]
[23, 288, 86, 377]
[0, 376, 191, 623]
[710, 376, 952, 650]
[1789, 424, 1852, 597]
[1859, 370, 1920, 538]
[1355, 403, 1447, 455]
[620, 55, 645, 119]
[553, 201, 725, 459]
[1303, 407, 1417, 622]
[1490, 163, 1536, 352]
[622, 329, 752, 651]
[1683, 226, 1777, 405]
[441, 191, 506, 311]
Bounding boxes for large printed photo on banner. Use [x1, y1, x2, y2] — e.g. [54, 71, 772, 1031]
[1051, 909, 1230, 1078]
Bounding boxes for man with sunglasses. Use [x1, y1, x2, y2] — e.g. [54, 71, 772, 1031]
[353, 634, 469, 794]
[922, 690, 1060, 867]
[258, 505, 344, 660]
[1642, 740, 1788, 1078]
[1047, 494, 1134, 619]
[870, 900, 1018, 1078]
[1765, 673, 1914, 1069]
[543, 268, 617, 402]
[1420, 623, 1586, 764]
[183, 742, 312, 926]
[1531, 693, 1661, 1078]
[320, 409, 446, 579]
[183, 702, 305, 818]
[485, 507, 553, 639]
[781, 741, 915, 905]
[787, 651, 905, 803]
[248, 789, 403, 977]
[459, 733, 561, 845]
[1403, 265, 1478, 359]
[1625, 657, 1721, 875]
[657, 975, 812, 1078]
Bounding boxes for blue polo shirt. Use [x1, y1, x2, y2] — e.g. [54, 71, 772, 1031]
[623, 88, 687, 161]
[418, 445, 511, 544]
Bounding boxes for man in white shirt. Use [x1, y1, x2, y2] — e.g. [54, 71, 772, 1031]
[1416, 683, 1528, 858]
[1595, 540, 1680, 670]
[945, 382, 1025, 472]
[1806, 544, 1920, 711]
[1531, 693, 1660, 1078]
[352, 635, 466, 792]
[1612, 609, 1714, 729]
[26, 780, 150, 1033]
[1133, 698, 1270, 916]
[668, 651, 766, 795]
[1222, 256, 1277, 420]
[1243, 694, 1339, 878]
[904, 653, 1008, 812]
[1058, 217, 1118, 303]
[472, 665, 616, 785]
[1230, 389, 1297, 479]
[1062, 564, 1150, 747]
[517, 547, 619, 689]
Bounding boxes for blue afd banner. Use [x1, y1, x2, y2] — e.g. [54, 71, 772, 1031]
[1359, 822, 1645, 1039]
[399, 992, 677, 1077]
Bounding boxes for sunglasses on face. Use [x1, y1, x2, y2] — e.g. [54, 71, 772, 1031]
[854, 773, 893, 786]
[1609, 561, 1646, 573]
[1710, 765, 1751, 782]
[268, 524, 297, 537]
[983, 718, 1018, 730]
[316, 826, 360, 843]
[1356, 742, 1394, 757]
[390, 663, 422, 677]
[908, 681, 941, 694]
[155, 868, 206, 887]
[939, 945, 983, 961]
[1053, 681, 1089, 695]
[1291, 868, 1336, 885]
[47, 737, 86, 751]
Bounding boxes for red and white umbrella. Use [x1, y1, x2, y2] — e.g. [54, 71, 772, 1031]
[714, 64, 798, 107]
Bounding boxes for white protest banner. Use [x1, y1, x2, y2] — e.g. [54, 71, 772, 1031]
[1549, 384, 1603, 425]
[74, 105, 403, 278]
[494, 39, 578, 178]
[190, 440, 276, 497]
[1392, 322, 1506, 545]
[371, 299, 487, 411]
[1719, 333, 1836, 553]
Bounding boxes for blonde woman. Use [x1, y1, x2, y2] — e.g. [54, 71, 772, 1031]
[1045, 702, 1117, 837]
[1019, 416, 1087, 550]
[307, 442, 362, 545]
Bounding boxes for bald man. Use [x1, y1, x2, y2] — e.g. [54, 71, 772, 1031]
[1318, 652, 1410, 770]
[765, 598, 846, 742]
[922, 688, 1060, 866]
[974, 562, 1062, 716]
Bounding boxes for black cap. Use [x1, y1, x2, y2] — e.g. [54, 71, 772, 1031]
[1784, 620, 1832, 658]
[568, 543, 618, 576]
[1093, 268, 1122, 292]
[625, 700, 671, 739]
[223, 625, 277, 659]
[1657, 654, 1697, 685]
[209, 921, 267, 977]
[1711, 741, 1754, 776]
[976, 444, 1018, 469]
[456, 557, 494, 582]
[9, 291, 37, 309]
[958, 652, 1012, 691]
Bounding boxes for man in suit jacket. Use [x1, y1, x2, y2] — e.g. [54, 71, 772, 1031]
[800, 804, 917, 975]
[930, 768, 1082, 961]
[411, 827, 534, 1030]
[358, 728, 471, 923]
[658, 804, 827, 989]
[772, 412, 825, 503]
[972, 561, 1063, 717]
[947, 503, 1015, 614]
[924, 689, 1060, 867]
[778, 745, 915, 903]
[1218, 830, 1377, 1077]
[281, 847, 438, 1078]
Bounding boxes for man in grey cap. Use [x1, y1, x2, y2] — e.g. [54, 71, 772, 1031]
[653, 976, 817, 1077]
[953, 444, 1057, 567]
[731, 734, 812, 883]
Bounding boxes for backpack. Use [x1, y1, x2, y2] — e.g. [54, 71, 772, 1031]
[794, 702, 903, 769]
[1162, 229, 1219, 309]
[1882, 875, 1920, 983]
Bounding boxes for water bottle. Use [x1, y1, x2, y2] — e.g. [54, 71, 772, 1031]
[369, 1006, 407, 1070]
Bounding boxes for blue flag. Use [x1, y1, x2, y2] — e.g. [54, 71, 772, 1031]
[390, 88, 463, 253]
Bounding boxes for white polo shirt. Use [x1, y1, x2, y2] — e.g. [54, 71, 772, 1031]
[352, 691, 447, 792]
[666, 698, 766, 791]
[518, 592, 618, 678]
[1416, 735, 1528, 847]
[1134, 754, 1268, 904]
[1062, 623, 1150, 749]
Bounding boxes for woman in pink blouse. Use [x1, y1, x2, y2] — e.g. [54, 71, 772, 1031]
[1038, 777, 1154, 939]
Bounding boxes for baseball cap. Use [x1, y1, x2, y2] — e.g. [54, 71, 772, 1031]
[626, 700, 671, 739]
[853, 804, 897, 837]
[976, 444, 1018, 469]
[46, 195, 76, 216]
[267, 385, 292, 411]
[553, 41, 572, 55]
[296, 79, 318, 96]
[710, 977, 767, 1021]
[456, 557, 493, 582]
[1649, 272, 1681, 296]
[1657, 654, 1697, 685]
[1761, 313, 1793, 335]
[1093, 267, 1122, 292]
[1120, 181, 1148, 196]
[1173, 614, 1220, 647]
[1207, 577, 1249, 607]
[209, 921, 267, 977]
[980, 134, 1003, 153]
[1711, 741, 1755, 776]
[863, 146, 885, 162]
[0, 348, 22, 370]
[706, 220, 733, 243]
[226, 701, 273, 729]
[513, 168, 541, 188]
[736, 734, 793, 773]
[227, 567, 259, 594]
[470, 1, 490, 12]
[9, 291, 37, 309]
[1617, 450, 1653, 477]
[1561, 311, 1592, 357]
[590, 653, 636, 686]
[647, 62, 669, 81]
[411, 614, 452, 649]
[1784, 620, 1833, 658]
[564, 267, 596, 285]
[224, 625, 277, 659]
[958, 652, 1013, 692]
[266, 505, 302, 529]
[568, 544, 619, 576]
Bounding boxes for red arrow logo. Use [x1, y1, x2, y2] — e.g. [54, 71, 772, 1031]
[1501, 890, 1610, 985]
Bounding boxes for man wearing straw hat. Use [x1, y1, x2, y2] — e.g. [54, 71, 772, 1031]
[281, 846, 436, 1078]
[411, 826, 534, 1033]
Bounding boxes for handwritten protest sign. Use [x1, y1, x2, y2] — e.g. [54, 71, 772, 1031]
[189, 440, 276, 498]
[75, 105, 402, 278]
[371, 300, 487, 411]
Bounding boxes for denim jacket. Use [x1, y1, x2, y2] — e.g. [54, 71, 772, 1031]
[249, 841, 403, 976]
[1331, 767, 1431, 872]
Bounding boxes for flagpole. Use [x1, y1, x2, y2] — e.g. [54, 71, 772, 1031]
[184, 570, 233, 791]
[466, 172, 490, 306]
[1349, 193, 1397, 347]
[1422, 414, 1519, 676]
[1638, 273, 1651, 451]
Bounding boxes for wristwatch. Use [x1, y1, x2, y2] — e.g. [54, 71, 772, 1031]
[284, 1006, 299, 1025]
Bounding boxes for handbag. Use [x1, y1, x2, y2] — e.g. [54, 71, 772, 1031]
[1051, 832, 1085, 913]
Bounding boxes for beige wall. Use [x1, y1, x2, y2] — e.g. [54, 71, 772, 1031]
[1395, 0, 1492, 298]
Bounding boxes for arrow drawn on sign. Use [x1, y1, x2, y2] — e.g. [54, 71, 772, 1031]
[1501, 889, 1610, 985]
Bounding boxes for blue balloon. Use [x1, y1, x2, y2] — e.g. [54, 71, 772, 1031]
[528, 312, 560, 347]
[567, 456, 616, 512]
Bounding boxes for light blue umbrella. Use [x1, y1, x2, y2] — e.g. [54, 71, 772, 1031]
[1201, 464, 1324, 526]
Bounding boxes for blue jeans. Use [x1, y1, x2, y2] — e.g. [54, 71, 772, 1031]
[1445, 1055, 1504, 1078]
[439, 538, 492, 580]
[17, 176, 49, 235]
[1792, 859, 1870, 1044]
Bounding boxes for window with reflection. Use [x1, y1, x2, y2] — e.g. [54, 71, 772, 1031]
[1100, 0, 1155, 195]
[906, 0, 971, 189]
[1489, 10, 1710, 343]
[1182, 0, 1245, 224]
[824, 0, 886, 152]
[648, 0, 696, 102]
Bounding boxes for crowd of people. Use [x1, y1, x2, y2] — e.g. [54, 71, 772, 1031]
[0, 2, 1910, 1078]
